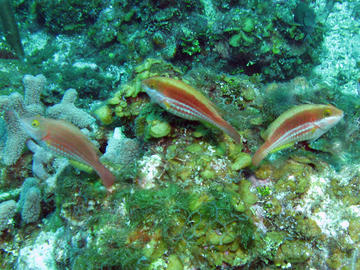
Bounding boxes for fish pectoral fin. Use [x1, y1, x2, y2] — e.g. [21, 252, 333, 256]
[312, 123, 325, 132]
[269, 142, 295, 154]
[163, 100, 171, 110]
[69, 160, 93, 173]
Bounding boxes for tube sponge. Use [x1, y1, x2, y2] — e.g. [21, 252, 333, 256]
[18, 177, 41, 224]
[21, 187, 41, 224]
[0, 200, 17, 232]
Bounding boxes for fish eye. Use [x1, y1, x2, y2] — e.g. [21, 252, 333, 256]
[323, 109, 332, 117]
[31, 119, 40, 127]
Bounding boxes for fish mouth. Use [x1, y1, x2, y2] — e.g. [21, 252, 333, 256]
[315, 115, 343, 132]
[19, 117, 31, 128]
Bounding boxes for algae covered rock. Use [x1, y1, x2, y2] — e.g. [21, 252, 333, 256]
[206, 229, 236, 245]
[349, 218, 360, 242]
[229, 34, 242, 48]
[167, 254, 183, 270]
[274, 161, 312, 196]
[148, 120, 171, 138]
[231, 153, 252, 171]
[242, 17, 255, 33]
[275, 240, 311, 264]
[94, 105, 113, 125]
[35, 0, 103, 34]
[296, 217, 322, 239]
[238, 180, 258, 207]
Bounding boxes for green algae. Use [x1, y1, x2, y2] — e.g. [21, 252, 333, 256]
[242, 17, 255, 33]
[349, 219, 360, 243]
[273, 161, 312, 196]
[167, 254, 183, 270]
[256, 231, 285, 263]
[93, 105, 113, 125]
[325, 248, 344, 269]
[200, 169, 216, 180]
[75, 183, 256, 268]
[231, 153, 252, 171]
[206, 229, 236, 245]
[275, 240, 311, 264]
[180, 37, 201, 56]
[238, 180, 258, 207]
[148, 120, 171, 138]
[72, 226, 150, 270]
[0, 1, 356, 269]
[124, 185, 191, 243]
[229, 33, 242, 48]
[199, 187, 255, 249]
[185, 143, 203, 154]
[295, 217, 322, 239]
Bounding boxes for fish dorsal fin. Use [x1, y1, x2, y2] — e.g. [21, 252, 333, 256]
[157, 76, 221, 117]
[263, 104, 323, 140]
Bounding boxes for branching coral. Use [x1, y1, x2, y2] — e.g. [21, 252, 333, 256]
[101, 127, 140, 165]
[26, 140, 53, 180]
[0, 93, 29, 165]
[100, 127, 141, 180]
[0, 74, 95, 167]
[46, 88, 95, 128]
[0, 74, 46, 165]
[25, 138, 70, 194]
[22, 74, 47, 114]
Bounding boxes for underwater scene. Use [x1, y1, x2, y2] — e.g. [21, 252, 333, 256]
[0, 0, 360, 269]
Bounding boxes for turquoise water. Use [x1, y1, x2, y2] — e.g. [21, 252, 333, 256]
[0, 0, 359, 269]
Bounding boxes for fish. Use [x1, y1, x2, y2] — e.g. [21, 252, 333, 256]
[20, 116, 115, 190]
[252, 104, 344, 166]
[142, 76, 241, 143]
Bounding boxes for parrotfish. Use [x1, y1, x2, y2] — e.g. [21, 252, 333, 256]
[20, 116, 115, 189]
[142, 76, 241, 143]
[252, 104, 343, 166]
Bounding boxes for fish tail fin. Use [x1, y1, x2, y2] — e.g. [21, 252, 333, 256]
[219, 120, 241, 144]
[94, 162, 116, 191]
[252, 143, 269, 167]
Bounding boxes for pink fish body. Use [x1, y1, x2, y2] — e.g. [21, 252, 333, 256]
[142, 76, 241, 143]
[21, 116, 115, 189]
[252, 104, 343, 166]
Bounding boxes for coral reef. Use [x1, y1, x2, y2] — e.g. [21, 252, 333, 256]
[100, 127, 141, 177]
[0, 74, 95, 167]
[26, 140, 53, 180]
[0, 74, 45, 165]
[34, 0, 103, 34]
[16, 230, 59, 270]
[46, 88, 95, 128]
[0, 1, 359, 269]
